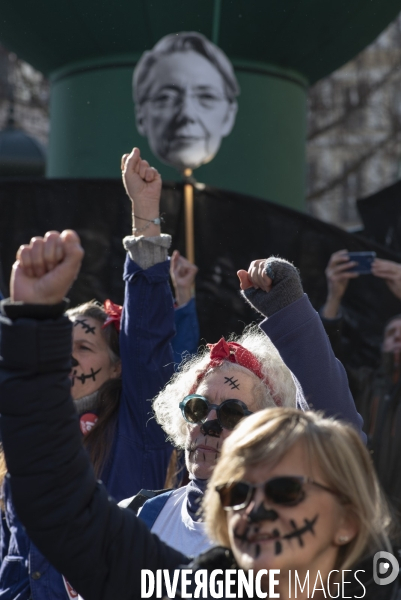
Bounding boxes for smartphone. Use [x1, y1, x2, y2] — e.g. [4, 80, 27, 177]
[347, 251, 376, 274]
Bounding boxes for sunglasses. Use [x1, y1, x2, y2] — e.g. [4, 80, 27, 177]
[179, 394, 253, 430]
[216, 476, 338, 511]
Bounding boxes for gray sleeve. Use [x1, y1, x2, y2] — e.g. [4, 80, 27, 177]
[123, 233, 172, 270]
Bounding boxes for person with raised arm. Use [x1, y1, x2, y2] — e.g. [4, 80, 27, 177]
[321, 249, 401, 519]
[0, 148, 198, 600]
[0, 240, 396, 598]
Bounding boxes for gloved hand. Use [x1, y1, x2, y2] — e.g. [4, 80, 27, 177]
[237, 257, 303, 317]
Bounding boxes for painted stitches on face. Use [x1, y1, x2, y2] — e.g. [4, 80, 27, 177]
[233, 523, 275, 559]
[233, 514, 319, 558]
[72, 367, 102, 387]
[224, 376, 240, 390]
[73, 319, 96, 335]
[282, 515, 318, 547]
[187, 436, 221, 463]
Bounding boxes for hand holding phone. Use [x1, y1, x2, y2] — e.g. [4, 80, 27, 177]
[346, 251, 376, 275]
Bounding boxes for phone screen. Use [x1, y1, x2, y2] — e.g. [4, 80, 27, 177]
[347, 251, 376, 274]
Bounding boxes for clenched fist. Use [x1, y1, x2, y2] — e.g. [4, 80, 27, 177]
[170, 250, 198, 306]
[121, 148, 162, 237]
[11, 230, 84, 304]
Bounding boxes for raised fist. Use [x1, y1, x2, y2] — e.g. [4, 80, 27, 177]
[121, 147, 161, 210]
[237, 259, 272, 292]
[170, 250, 198, 306]
[11, 230, 84, 304]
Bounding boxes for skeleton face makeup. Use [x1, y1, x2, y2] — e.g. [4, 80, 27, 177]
[185, 369, 257, 479]
[70, 316, 120, 401]
[227, 441, 354, 592]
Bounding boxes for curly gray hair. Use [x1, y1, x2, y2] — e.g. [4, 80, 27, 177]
[153, 325, 305, 448]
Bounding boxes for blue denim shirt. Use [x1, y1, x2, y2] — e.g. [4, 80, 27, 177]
[0, 256, 200, 600]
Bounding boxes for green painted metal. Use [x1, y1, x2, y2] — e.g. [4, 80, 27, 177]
[1, 0, 400, 83]
[1, 0, 400, 209]
[212, 0, 222, 45]
[48, 61, 307, 209]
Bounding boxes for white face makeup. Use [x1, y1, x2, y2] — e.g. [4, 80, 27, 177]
[226, 442, 355, 591]
[70, 316, 120, 401]
[136, 50, 237, 171]
[184, 368, 257, 480]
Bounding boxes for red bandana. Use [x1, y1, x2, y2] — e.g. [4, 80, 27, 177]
[101, 299, 123, 333]
[190, 337, 281, 405]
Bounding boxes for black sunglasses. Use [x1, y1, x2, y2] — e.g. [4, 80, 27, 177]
[179, 394, 253, 430]
[216, 476, 338, 511]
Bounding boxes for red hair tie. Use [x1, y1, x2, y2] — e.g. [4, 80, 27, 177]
[101, 300, 123, 333]
[190, 337, 281, 405]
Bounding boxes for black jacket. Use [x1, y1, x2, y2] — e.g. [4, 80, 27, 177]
[0, 313, 189, 600]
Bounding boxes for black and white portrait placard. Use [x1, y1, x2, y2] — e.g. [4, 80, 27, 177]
[133, 32, 240, 172]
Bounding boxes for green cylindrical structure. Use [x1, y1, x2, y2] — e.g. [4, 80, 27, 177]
[49, 59, 307, 209]
[1, 0, 400, 211]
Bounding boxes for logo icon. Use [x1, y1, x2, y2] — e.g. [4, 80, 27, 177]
[373, 551, 399, 585]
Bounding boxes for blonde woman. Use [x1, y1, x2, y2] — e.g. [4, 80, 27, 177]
[202, 408, 399, 598]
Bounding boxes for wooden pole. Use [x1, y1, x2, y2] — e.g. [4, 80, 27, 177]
[183, 168, 195, 264]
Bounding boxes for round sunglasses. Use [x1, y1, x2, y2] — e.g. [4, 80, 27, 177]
[216, 476, 338, 511]
[179, 394, 253, 430]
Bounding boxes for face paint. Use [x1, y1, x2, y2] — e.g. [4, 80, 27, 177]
[187, 437, 221, 455]
[234, 523, 253, 545]
[282, 515, 318, 547]
[71, 315, 119, 401]
[233, 514, 318, 560]
[200, 419, 223, 438]
[233, 523, 265, 559]
[246, 503, 279, 524]
[185, 369, 257, 479]
[228, 444, 346, 582]
[73, 319, 96, 335]
[72, 367, 102, 386]
[224, 376, 240, 390]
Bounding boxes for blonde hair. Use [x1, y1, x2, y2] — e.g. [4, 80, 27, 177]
[204, 408, 394, 571]
[153, 326, 302, 448]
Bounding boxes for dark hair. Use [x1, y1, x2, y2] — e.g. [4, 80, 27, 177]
[67, 301, 122, 477]
[133, 31, 240, 106]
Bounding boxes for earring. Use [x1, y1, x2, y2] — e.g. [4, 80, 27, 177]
[338, 536, 349, 544]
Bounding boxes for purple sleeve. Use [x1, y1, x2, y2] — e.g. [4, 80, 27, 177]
[260, 294, 366, 442]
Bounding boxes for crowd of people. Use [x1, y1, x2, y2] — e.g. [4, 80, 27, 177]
[0, 148, 400, 599]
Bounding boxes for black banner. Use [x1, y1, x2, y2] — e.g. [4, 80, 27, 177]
[1, 178, 401, 369]
[357, 179, 401, 254]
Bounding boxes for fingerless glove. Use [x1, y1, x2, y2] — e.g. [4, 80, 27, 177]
[242, 257, 303, 317]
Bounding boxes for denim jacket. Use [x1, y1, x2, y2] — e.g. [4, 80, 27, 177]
[0, 255, 199, 600]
